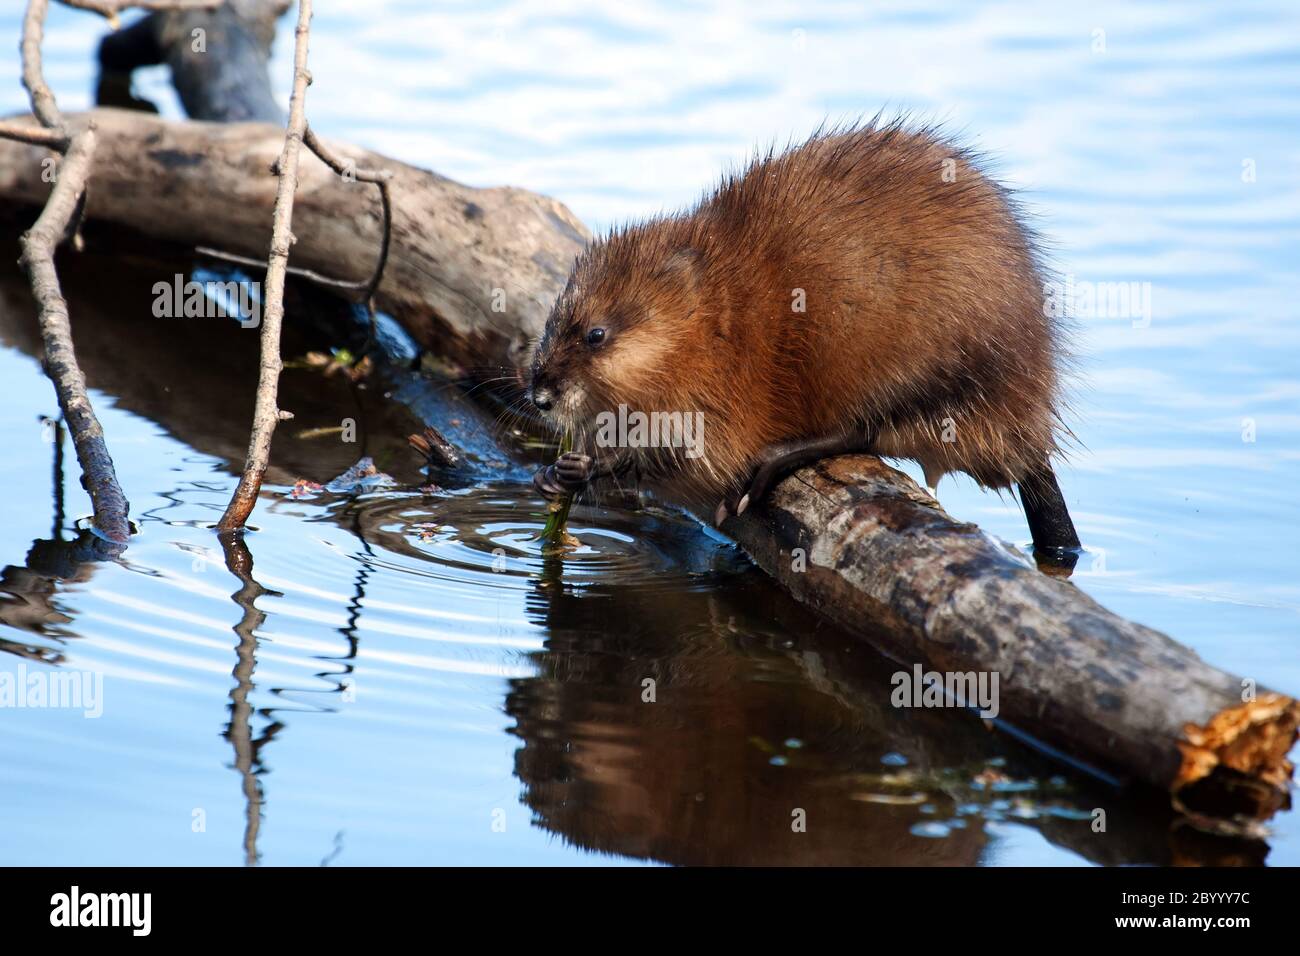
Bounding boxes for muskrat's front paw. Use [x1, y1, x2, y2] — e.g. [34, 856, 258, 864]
[533, 452, 593, 501]
[533, 467, 565, 501]
[553, 452, 593, 486]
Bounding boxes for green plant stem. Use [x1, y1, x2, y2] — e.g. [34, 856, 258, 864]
[539, 432, 575, 550]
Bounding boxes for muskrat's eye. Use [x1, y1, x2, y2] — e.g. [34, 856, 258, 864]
[585, 327, 607, 347]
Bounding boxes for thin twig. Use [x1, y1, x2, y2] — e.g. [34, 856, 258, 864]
[0, 118, 68, 148]
[195, 244, 369, 292]
[20, 0, 63, 131]
[302, 125, 393, 306]
[215, 0, 313, 532]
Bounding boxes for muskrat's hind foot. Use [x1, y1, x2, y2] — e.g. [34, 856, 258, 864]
[715, 429, 874, 525]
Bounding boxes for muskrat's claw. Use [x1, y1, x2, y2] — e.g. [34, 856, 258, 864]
[714, 489, 744, 527]
[736, 465, 779, 515]
[716, 458, 783, 525]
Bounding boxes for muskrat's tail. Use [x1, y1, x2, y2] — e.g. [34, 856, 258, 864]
[1017, 463, 1081, 557]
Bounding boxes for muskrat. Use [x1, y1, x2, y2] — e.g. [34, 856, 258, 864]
[527, 118, 1081, 555]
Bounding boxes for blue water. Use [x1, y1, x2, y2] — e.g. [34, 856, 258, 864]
[0, 0, 1297, 865]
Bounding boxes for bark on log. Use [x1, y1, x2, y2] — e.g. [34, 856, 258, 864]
[0, 111, 1295, 823]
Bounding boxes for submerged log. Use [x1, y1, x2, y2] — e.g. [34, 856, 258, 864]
[0, 110, 1295, 823]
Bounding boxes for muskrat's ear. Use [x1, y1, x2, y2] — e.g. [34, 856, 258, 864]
[656, 247, 706, 291]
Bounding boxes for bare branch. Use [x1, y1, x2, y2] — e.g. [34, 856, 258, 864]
[216, 0, 313, 532]
[302, 125, 393, 305]
[0, 118, 68, 149]
[18, 124, 132, 543]
[301, 126, 391, 185]
[2, 0, 136, 544]
[295, 126, 394, 356]
[21, 0, 64, 130]
[194, 244, 372, 292]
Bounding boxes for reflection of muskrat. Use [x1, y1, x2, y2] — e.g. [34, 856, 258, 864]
[528, 119, 1081, 554]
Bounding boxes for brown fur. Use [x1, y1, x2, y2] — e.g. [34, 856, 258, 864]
[528, 118, 1070, 513]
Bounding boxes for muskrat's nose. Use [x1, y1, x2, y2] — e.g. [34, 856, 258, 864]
[530, 384, 555, 411]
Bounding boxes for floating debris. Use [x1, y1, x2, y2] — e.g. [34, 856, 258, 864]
[408, 425, 462, 470]
[973, 768, 1010, 788]
[289, 348, 373, 382]
[289, 478, 324, 500]
[296, 425, 345, 440]
[325, 457, 395, 494]
[850, 791, 928, 806]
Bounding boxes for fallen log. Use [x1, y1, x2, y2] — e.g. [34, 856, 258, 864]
[1, 110, 1295, 824]
[0, 109, 586, 375]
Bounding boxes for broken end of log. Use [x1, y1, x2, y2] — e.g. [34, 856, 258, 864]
[1176, 692, 1300, 822]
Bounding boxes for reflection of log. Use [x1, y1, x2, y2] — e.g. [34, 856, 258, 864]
[0, 110, 1295, 824]
[503, 551, 1268, 866]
